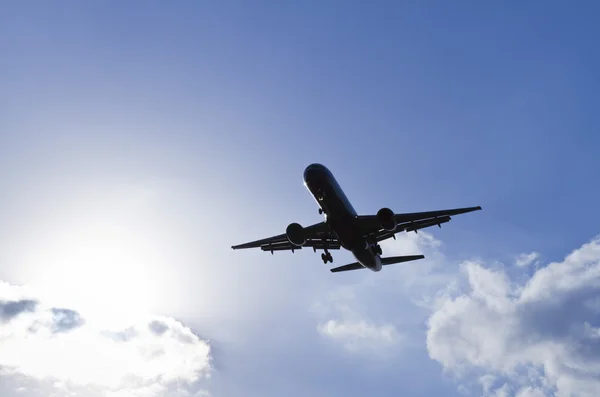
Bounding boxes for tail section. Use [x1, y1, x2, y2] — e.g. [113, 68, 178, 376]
[330, 255, 425, 273]
[329, 262, 364, 272]
[381, 255, 425, 265]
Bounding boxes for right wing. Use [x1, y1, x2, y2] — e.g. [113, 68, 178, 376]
[357, 206, 482, 243]
[231, 222, 340, 253]
[393, 206, 482, 224]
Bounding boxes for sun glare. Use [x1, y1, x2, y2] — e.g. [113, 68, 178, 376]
[19, 185, 171, 324]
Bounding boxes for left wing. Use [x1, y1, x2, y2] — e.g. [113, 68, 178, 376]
[231, 222, 340, 253]
[357, 206, 482, 243]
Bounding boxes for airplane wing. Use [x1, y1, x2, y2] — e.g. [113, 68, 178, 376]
[231, 222, 340, 253]
[357, 206, 482, 243]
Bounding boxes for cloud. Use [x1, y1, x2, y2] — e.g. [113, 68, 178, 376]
[315, 278, 404, 355]
[0, 299, 38, 321]
[315, 284, 403, 354]
[515, 252, 540, 267]
[0, 281, 212, 396]
[315, 231, 443, 355]
[49, 308, 85, 333]
[426, 235, 600, 397]
[318, 319, 402, 352]
[312, 229, 600, 395]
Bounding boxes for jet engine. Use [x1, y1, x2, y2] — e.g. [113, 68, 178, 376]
[377, 207, 396, 231]
[286, 222, 306, 246]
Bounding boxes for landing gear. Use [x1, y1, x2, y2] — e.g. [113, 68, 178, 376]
[318, 208, 323, 214]
[321, 250, 333, 264]
[371, 244, 382, 256]
[316, 188, 326, 201]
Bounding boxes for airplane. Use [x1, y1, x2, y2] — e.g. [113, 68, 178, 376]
[231, 163, 482, 273]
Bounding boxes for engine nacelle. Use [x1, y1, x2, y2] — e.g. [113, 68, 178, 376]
[377, 207, 396, 231]
[286, 222, 306, 246]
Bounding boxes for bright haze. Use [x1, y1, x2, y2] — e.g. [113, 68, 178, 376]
[1, 2, 599, 397]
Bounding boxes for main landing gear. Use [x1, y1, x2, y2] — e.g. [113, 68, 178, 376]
[321, 250, 333, 264]
[371, 244, 382, 256]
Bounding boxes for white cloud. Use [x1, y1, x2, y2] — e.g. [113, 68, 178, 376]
[426, 235, 600, 397]
[515, 387, 547, 397]
[515, 252, 540, 267]
[480, 374, 497, 394]
[0, 280, 211, 396]
[315, 232, 443, 355]
[318, 319, 402, 352]
[315, 285, 403, 354]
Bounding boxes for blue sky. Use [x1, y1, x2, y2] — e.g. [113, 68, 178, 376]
[1, 2, 600, 397]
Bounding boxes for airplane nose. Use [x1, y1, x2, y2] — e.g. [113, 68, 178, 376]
[304, 163, 325, 172]
[303, 163, 326, 183]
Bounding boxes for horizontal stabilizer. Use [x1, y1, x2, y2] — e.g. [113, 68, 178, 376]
[330, 254, 425, 273]
[381, 255, 425, 265]
[329, 262, 364, 273]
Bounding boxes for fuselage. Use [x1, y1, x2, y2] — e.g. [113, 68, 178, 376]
[303, 163, 382, 271]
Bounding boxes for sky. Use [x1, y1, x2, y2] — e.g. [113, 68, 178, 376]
[1, 1, 600, 396]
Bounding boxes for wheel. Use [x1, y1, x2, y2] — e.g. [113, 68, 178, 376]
[371, 244, 382, 256]
[318, 208, 323, 214]
[321, 253, 328, 264]
[326, 252, 333, 263]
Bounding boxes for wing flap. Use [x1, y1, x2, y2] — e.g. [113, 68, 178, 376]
[260, 239, 341, 253]
[232, 233, 288, 250]
[403, 215, 451, 232]
[231, 221, 338, 252]
[394, 206, 481, 224]
[263, 244, 302, 252]
[371, 216, 451, 242]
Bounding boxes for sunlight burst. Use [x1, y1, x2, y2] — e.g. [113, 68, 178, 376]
[19, 184, 172, 324]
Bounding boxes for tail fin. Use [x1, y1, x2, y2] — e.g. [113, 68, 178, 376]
[330, 255, 425, 273]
